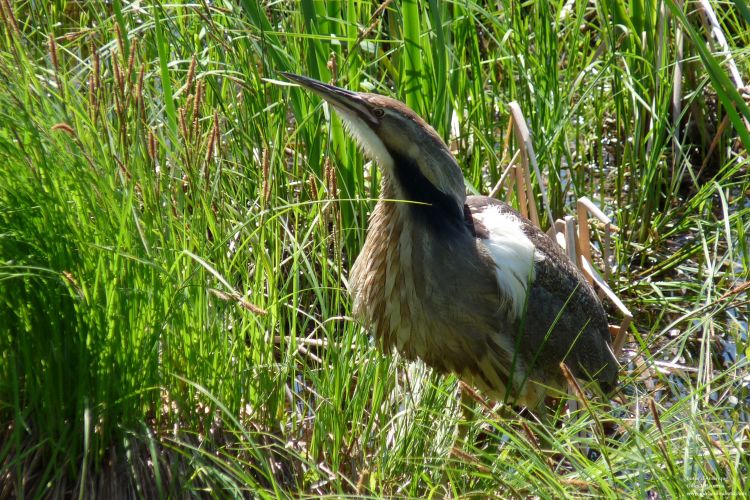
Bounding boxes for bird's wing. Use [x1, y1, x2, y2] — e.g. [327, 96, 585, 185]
[465, 196, 618, 390]
[464, 197, 542, 323]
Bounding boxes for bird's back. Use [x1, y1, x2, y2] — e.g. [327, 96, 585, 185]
[466, 196, 618, 397]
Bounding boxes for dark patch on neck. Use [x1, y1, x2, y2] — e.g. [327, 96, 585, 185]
[390, 150, 465, 231]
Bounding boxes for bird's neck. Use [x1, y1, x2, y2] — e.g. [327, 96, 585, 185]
[386, 150, 465, 226]
[378, 174, 399, 205]
[349, 173, 468, 362]
[373, 176, 412, 240]
[349, 175, 422, 357]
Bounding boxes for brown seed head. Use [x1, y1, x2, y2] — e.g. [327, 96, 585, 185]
[186, 56, 197, 94]
[48, 34, 59, 73]
[115, 23, 124, 60]
[0, 0, 20, 37]
[51, 123, 75, 137]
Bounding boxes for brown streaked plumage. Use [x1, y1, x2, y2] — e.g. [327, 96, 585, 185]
[281, 72, 618, 409]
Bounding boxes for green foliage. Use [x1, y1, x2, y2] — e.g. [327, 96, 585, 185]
[0, 0, 748, 497]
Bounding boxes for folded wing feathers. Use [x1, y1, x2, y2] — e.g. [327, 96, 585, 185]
[472, 205, 543, 322]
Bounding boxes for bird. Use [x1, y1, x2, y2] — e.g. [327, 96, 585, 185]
[280, 72, 618, 411]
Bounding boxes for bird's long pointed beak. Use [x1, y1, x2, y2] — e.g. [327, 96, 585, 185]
[279, 72, 377, 125]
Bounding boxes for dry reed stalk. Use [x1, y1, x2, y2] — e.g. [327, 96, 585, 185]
[489, 149, 520, 198]
[508, 101, 553, 226]
[208, 288, 267, 315]
[560, 362, 606, 446]
[326, 51, 337, 83]
[350, 0, 394, 52]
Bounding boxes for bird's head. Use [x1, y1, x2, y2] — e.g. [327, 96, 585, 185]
[281, 73, 466, 216]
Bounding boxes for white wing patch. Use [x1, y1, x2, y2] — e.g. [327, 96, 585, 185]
[472, 205, 544, 321]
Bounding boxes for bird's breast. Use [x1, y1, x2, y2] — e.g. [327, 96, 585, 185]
[349, 200, 430, 360]
[348, 197, 584, 408]
[348, 199, 513, 372]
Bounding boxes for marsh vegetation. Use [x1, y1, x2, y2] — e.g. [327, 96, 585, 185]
[1, 0, 749, 497]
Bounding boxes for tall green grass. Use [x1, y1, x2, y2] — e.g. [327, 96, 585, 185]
[0, 0, 748, 496]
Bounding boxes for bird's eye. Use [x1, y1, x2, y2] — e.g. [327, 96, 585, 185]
[373, 108, 385, 118]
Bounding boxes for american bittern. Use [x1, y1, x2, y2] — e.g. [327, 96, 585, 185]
[281, 73, 618, 410]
